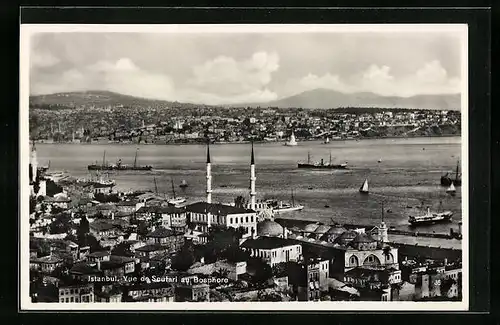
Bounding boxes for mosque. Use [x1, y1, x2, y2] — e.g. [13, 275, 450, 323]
[185, 143, 259, 237]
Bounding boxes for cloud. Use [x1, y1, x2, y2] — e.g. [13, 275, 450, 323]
[30, 51, 60, 68]
[31, 58, 175, 100]
[186, 51, 280, 103]
[282, 60, 460, 98]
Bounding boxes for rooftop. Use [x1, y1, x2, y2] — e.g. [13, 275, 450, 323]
[146, 227, 182, 238]
[186, 202, 255, 216]
[240, 237, 301, 250]
[135, 243, 169, 252]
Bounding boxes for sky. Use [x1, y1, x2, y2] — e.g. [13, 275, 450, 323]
[28, 28, 464, 105]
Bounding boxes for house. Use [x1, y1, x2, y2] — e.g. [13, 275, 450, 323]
[240, 237, 302, 267]
[125, 282, 175, 302]
[175, 283, 210, 302]
[116, 200, 138, 213]
[94, 284, 123, 302]
[135, 243, 170, 260]
[89, 220, 117, 240]
[160, 206, 188, 233]
[58, 283, 94, 303]
[145, 226, 185, 253]
[30, 254, 64, 273]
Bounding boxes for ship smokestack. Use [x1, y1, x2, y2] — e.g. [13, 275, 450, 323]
[250, 141, 256, 211]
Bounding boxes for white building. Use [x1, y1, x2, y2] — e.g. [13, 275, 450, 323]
[240, 237, 302, 267]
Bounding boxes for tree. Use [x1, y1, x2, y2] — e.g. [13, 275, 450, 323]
[171, 242, 195, 271]
[234, 196, 246, 208]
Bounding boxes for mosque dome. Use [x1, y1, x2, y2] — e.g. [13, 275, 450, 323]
[333, 230, 358, 245]
[257, 219, 284, 237]
[351, 232, 376, 244]
[303, 223, 320, 233]
[326, 224, 347, 235]
[314, 224, 331, 234]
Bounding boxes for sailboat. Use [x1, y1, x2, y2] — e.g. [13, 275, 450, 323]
[359, 179, 369, 194]
[441, 160, 461, 186]
[284, 131, 298, 146]
[270, 189, 304, 213]
[446, 182, 457, 196]
[324, 137, 330, 144]
[179, 179, 188, 188]
[168, 178, 186, 205]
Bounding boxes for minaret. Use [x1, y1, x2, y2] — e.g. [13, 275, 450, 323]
[250, 141, 256, 211]
[31, 140, 38, 183]
[206, 143, 212, 205]
[378, 201, 388, 243]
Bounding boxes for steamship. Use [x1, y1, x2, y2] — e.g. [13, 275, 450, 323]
[297, 151, 348, 170]
[88, 149, 152, 171]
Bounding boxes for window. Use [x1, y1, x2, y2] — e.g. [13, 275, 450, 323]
[246, 216, 248, 222]
[229, 218, 232, 224]
[70, 297, 74, 302]
[65, 298, 69, 303]
[250, 216, 253, 222]
[75, 297, 79, 302]
[60, 298, 64, 303]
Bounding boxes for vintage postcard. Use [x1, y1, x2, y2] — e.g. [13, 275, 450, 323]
[20, 24, 468, 310]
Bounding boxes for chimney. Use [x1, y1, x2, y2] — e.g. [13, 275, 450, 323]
[444, 258, 448, 266]
[111, 212, 115, 220]
[97, 259, 101, 271]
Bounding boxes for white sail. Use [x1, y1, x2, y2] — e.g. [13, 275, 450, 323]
[286, 131, 298, 146]
[447, 183, 456, 192]
[360, 179, 369, 193]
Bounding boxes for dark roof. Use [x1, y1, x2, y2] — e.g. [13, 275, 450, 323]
[117, 200, 137, 206]
[135, 243, 168, 252]
[257, 220, 283, 237]
[158, 206, 186, 214]
[146, 227, 182, 238]
[70, 262, 101, 275]
[90, 221, 115, 231]
[185, 202, 255, 215]
[350, 232, 376, 244]
[88, 251, 110, 258]
[240, 237, 301, 250]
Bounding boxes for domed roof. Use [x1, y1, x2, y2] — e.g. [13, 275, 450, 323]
[333, 230, 358, 244]
[326, 225, 347, 235]
[314, 224, 331, 234]
[257, 219, 284, 237]
[351, 232, 376, 244]
[303, 223, 320, 232]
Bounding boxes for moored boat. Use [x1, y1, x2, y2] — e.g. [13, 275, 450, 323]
[408, 207, 453, 226]
[297, 151, 348, 169]
[88, 149, 153, 171]
[441, 160, 461, 186]
[284, 131, 298, 146]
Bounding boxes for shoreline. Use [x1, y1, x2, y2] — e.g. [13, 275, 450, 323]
[33, 133, 461, 145]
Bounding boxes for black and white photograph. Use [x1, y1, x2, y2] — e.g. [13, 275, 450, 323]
[20, 24, 468, 310]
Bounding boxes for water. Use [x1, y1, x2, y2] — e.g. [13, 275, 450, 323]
[35, 137, 462, 234]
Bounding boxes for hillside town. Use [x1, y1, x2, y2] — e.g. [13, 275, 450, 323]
[28, 142, 462, 303]
[29, 101, 461, 144]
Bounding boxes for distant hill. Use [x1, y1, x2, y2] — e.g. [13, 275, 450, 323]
[29, 90, 208, 110]
[237, 88, 461, 111]
[29, 89, 461, 111]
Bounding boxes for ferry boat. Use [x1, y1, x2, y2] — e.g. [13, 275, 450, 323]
[77, 173, 115, 187]
[179, 179, 188, 188]
[441, 161, 461, 186]
[270, 189, 304, 213]
[408, 207, 453, 226]
[88, 149, 153, 171]
[297, 151, 348, 170]
[168, 179, 186, 205]
[284, 131, 298, 146]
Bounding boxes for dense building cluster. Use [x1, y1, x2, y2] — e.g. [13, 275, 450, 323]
[28, 142, 462, 303]
[30, 103, 461, 144]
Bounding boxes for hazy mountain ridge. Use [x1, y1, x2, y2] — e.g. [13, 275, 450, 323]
[29, 88, 461, 111]
[238, 88, 461, 111]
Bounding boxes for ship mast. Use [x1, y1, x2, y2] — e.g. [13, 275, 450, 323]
[154, 177, 158, 194]
[381, 201, 384, 223]
[307, 151, 311, 164]
[329, 151, 332, 165]
[171, 178, 176, 198]
[102, 151, 106, 168]
[455, 160, 460, 181]
[291, 189, 295, 206]
[134, 148, 138, 168]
